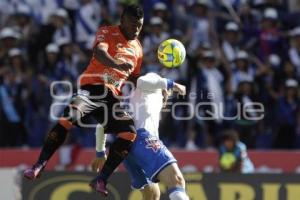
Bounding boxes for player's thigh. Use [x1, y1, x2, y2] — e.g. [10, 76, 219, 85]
[141, 184, 160, 200]
[105, 111, 136, 134]
[123, 155, 151, 190]
[62, 95, 98, 125]
[157, 163, 185, 189]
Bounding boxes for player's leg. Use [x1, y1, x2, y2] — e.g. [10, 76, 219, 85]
[128, 128, 189, 200]
[23, 96, 96, 179]
[123, 154, 160, 200]
[141, 184, 160, 200]
[90, 108, 137, 195]
[157, 163, 189, 200]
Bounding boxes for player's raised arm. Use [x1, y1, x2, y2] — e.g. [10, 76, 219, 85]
[137, 73, 173, 91]
[137, 73, 186, 95]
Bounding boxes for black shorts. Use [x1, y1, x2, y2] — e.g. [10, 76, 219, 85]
[62, 84, 135, 134]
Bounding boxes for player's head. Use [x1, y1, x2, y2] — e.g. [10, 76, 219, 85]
[222, 130, 238, 150]
[120, 4, 144, 40]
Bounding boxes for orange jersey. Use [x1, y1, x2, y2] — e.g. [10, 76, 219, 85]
[80, 25, 143, 95]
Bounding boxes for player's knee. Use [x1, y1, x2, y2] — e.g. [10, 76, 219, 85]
[58, 117, 73, 130]
[175, 174, 185, 188]
[153, 191, 160, 200]
[143, 185, 160, 200]
[47, 123, 68, 145]
[144, 190, 160, 200]
[171, 174, 185, 188]
[150, 192, 160, 200]
[59, 105, 83, 129]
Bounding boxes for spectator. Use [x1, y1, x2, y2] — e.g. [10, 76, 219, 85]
[0, 27, 21, 56]
[0, 67, 28, 147]
[234, 77, 259, 148]
[193, 50, 225, 147]
[222, 22, 241, 63]
[277, 60, 297, 90]
[75, 0, 101, 47]
[288, 26, 300, 78]
[30, 0, 60, 25]
[55, 38, 87, 83]
[27, 9, 70, 65]
[238, 3, 260, 49]
[11, 4, 36, 41]
[52, 9, 72, 45]
[258, 8, 285, 62]
[219, 130, 254, 173]
[143, 16, 169, 73]
[151, 2, 171, 30]
[273, 79, 300, 149]
[231, 50, 255, 92]
[187, 1, 211, 54]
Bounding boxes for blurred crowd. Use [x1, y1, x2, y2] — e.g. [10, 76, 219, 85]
[1, 0, 300, 150]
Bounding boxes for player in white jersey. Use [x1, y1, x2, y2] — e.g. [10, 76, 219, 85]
[91, 73, 189, 200]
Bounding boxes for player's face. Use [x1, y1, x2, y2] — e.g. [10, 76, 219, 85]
[121, 15, 143, 40]
[224, 139, 234, 150]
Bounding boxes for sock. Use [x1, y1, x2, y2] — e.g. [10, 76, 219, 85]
[37, 123, 68, 165]
[98, 138, 133, 181]
[168, 187, 189, 200]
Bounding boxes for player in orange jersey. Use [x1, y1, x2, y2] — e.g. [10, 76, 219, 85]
[24, 5, 144, 197]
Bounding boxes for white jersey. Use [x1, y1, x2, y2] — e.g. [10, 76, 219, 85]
[95, 73, 170, 151]
[75, 2, 100, 43]
[129, 73, 169, 138]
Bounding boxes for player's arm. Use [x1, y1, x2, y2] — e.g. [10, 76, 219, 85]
[94, 44, 132, 72]
[91, 124, 107, 172]
[137, 73, 186, 95]
[93, 27, 132, 72]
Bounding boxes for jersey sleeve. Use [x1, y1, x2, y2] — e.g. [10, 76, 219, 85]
[137, 73, 168, 91]
[93, 26, 110, 50]
[95, 124, 106, 152]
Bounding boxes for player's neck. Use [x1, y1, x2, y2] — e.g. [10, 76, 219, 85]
[119, 25, 133, 41]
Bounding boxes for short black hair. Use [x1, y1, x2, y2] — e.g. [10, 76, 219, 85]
[122, 4, 144, 19]
[222, 130, 239, 142]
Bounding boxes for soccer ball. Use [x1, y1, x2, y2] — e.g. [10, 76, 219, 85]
[157, 39, 186, 68]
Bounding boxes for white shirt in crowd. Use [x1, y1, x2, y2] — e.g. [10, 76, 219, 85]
[289, 47, 300, 77]
[143, 32, 169, 56]
[222, 40, 240, 63]
[75, 1, 101, 43]
[188, 17, 209, 54]
[203, 67, 224, 122]
[30, 0, 59, 25]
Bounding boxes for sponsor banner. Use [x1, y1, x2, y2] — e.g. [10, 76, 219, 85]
[2, 149, 300, 172]
[22, 172, 300, 200]
[0, 149, 300, 173]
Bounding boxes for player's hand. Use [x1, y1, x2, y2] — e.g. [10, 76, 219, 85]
[162, 89, 171, 108]
[173, 83, 186, 95]
[91, 156, 107, 172]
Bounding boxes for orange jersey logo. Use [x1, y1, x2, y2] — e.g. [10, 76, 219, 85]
[80, 25, 143, 95]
